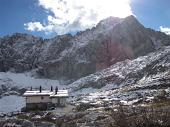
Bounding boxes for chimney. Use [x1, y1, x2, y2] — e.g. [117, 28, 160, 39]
[39, 86, 42, 93]
[51, 86, 53, 92]
[55, 86, 58, 94]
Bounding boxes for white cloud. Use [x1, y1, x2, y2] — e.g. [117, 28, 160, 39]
[25, 0, 133, 35]
[160, 26, 170, 35]
[24, 22, 44, 31]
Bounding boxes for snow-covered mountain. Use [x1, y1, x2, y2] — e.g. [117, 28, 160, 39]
[1, 16, 170, 126]
[1, 15, 170, 80]
[0, 16, 170, 120]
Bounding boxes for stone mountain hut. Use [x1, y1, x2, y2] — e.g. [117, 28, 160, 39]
[23, 86, 69, 110]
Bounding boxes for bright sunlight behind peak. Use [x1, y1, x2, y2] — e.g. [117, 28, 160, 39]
[24, 0, 133, 35]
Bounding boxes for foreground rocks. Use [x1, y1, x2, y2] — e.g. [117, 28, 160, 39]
[1, 100, 170, 127]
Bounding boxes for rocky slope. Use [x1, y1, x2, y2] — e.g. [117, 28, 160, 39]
[1, 16, 170, 80]
[69, 45, 170, 106]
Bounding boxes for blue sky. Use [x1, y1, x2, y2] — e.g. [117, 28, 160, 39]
[0, 0, 51, 37]
[0, 0, 170, 38]
[131, 0, 170, 30]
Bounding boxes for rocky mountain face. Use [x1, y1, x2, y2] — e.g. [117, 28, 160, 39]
[0, 33, 45, 72]
[1, 16, 170, 80]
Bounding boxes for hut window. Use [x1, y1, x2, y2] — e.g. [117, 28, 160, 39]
[41, 96, 44, 100]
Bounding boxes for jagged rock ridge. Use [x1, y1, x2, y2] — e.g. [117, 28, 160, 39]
[0, 16, 170, 80]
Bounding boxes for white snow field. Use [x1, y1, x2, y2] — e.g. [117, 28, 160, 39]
[0, 95, 25, 114]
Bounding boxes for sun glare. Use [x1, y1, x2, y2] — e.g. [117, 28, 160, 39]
[25, 0, 133, 34]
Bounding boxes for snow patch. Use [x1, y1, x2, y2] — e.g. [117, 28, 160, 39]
[0, 72, 66, 89]
[0, 95, 25, 114]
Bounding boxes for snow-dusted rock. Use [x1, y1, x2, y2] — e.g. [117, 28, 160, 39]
[69, 46, 170, 106]
[1, 16, 170, 80]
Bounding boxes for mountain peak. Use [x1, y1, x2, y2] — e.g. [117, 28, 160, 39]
[96, 15, 142, 31]
[97, 16, 123, 28]
[124, 15, 137, 20]
[122, 15, 144, 28]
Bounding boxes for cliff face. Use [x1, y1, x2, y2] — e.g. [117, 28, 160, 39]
[0, 33, 44, 72]
[36, 15, 170, 79]
[1, 16, 170, 80]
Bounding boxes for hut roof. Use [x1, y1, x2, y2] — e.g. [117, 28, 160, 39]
[23, 90, 68, 97]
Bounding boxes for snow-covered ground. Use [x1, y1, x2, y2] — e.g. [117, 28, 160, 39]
[0, 72, 67, 89]
[0, 95, 25, 114]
